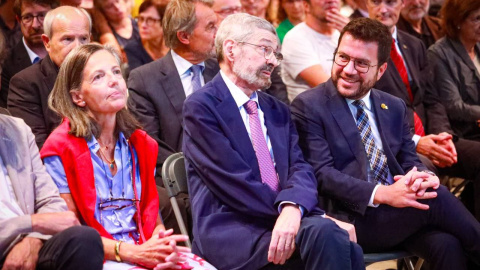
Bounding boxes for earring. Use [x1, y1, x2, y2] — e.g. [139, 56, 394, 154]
[81, 101, 86, 105]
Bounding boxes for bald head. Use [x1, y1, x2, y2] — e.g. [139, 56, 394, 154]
[43, 5, 91, 38]
[41, 6, 91, 66]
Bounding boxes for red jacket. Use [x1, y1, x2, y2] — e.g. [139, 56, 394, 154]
[41, 119, 159, 243]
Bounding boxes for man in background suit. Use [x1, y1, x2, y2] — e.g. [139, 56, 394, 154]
[398, 0, 443, 49]
[183, 13, 363, 270]
[7, 6, 91, 149]
[128, 0, 219, 173]
[367, 0, 480, 220]
[291, 18, 480, 270]
[0, 0, 58, 108]
[0, 114, 103, 270]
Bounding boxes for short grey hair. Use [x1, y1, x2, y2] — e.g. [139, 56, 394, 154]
[215, 13, 277, 63]
[162, 0, 213, 49]
[43, 6, 92, 39]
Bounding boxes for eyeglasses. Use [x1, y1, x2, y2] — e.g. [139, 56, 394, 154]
[368, 0, 401, 8]
[214, 6, 242, 17]
[238, 42, 283, 64]
[333, 52, 377, 73]
[21, 13, 46, 25]
[99, 198, 139, 224]
[136, 16, 161, 26]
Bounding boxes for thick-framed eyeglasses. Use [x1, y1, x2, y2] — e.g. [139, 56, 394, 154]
[368, 0, 401, 8]
[333, 52, 377, 74]
[238, 42, 283, 64]
[21, 13, 46, 25]
[135, 16, 161, 26]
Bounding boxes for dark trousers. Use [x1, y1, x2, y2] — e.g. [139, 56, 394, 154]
[355, 186, 480, 270]
[260, 215, 365, 270]
[36, 226, 103, 270]
[419, 138, 480, 221]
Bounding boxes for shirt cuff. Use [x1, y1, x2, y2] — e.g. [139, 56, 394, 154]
[368, 185, 380, 207]
[278, 201, 305, 217]
[412, 134, 421, 146]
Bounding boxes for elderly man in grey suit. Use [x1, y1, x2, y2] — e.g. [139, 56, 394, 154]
[0, 114, 104, 270]
[128, 0, 219, 169]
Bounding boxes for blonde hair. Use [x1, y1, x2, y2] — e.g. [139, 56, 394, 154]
[48, 43, 141, 139]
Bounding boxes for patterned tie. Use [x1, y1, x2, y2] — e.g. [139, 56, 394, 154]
[352, 100, 390, 185]
[244, 100, 279, 192]
[390, 39, 425, 136]
[190, 65, 203, 92]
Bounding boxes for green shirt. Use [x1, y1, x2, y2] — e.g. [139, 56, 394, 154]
[277, 19, 295, 44]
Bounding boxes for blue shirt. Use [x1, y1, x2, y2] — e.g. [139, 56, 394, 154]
[44, 132, 143, 244]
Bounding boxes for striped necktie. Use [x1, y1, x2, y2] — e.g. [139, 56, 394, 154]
[352, 100, 390, 185]
[190, 65, 203, 92]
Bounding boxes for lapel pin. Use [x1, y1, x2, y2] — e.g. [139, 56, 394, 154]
[403, 44, 408, 50]
[381, 103, 388, 110]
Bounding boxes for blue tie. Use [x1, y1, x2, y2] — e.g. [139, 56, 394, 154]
[33, 57, 40, 64]
[352, 100, 390, 185]
[190, 65, 203, 92]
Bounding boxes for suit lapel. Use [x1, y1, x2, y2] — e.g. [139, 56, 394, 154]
[203, 58, 220, 83]
[448, 39, 480, 102]
[325, 82, 367, 171]
[397, 32, 423, 105]
[370, 90, 404, 175]
[212, 75, 258, 167]
[15, 42, 32, 69]
[386, 58, 412, 104]
[160, 51, 187, 124]
[259, 93, 288, 185]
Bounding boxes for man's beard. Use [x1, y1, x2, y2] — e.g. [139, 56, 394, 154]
[233, 61, 274, 90]
[332, 70, 379, 100]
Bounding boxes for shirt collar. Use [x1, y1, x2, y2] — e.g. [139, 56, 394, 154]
[87, 132, 128, 152]
[220, 70, 258, 108]
[22, 37, 40, 64]
[345, 90, 372, 111]
[171, 49, 205, 77]
[392, 26, 398, 43]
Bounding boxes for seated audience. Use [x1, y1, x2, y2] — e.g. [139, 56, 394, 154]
[398, 0, 443, 49]
[428, 0, 480, 219]
[241, 0, 270, 20]
[276, 0, 304, 43]
[93, 0, 141, 49]
[282, 0, 348, 102]
[0, 0, 22, 52]
[183, 13, 364, 270]
[212, 0, 241, 24]
[41, 43, 215, 270]
[7, 5, 91, 149]
[124, 0, 168, 71]
[349, 0, 368, 19]
[0, 113, 103, 270]
[1, 0, 58, 108]
[291, 17, 480, 270]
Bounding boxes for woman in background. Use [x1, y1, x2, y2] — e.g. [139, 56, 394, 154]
[427, 0, 480, 221]
[125, 0, 168, 71]
[275, 0, 305, 43]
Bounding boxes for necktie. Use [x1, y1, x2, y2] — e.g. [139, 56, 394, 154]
[390, 39, 425, 136]
[352, 100, 390, 185]
[32, 57, 40, 64]
[190, 65, 203, 92]
[244, 100, 279, 192]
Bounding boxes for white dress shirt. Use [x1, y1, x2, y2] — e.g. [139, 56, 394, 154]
[171, 50, 206, 97]
[346, 92, 393, 207]
[22, 37, 40, 64]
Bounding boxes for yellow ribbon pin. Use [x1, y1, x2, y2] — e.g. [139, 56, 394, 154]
[381, 103, 388, 110]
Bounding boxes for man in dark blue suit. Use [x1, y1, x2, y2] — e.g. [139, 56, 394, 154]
[291, 18, 480, 270]
[183, 13, 364, 270]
